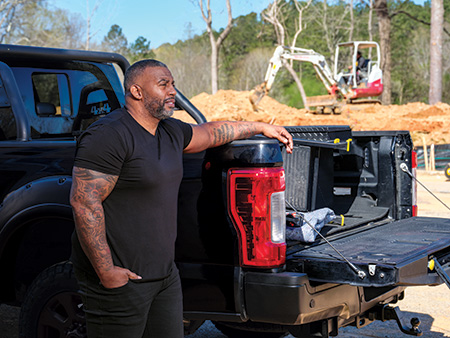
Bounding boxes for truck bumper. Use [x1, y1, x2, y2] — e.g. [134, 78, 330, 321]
[244, 271, 403, 326]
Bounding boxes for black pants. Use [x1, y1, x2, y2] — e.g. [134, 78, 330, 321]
[74, 266, 183, 338]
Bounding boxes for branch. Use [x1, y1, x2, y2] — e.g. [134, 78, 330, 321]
[199, 0, 212, 32]
[262, 0, 286, 45]
[216, 0, 232, 47]
[390, 10, 450, 37]
[291, 0, 313, 47]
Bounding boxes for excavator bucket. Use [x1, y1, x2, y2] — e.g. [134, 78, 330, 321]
[249, 82, 267, 111]
[305, 95, 338, 108]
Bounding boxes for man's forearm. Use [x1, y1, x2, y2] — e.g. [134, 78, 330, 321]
[70, 167, 117, 279]
[73, 206, 114, 277]
[206, 121, 265, 147]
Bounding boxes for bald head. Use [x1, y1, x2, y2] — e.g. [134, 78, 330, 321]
[124, 59, 168, 93]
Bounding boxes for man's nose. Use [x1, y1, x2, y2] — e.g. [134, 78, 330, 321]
[168, 84, 176, 96]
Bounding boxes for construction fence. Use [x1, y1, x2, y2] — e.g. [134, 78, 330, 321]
[415, 143, 450, 171]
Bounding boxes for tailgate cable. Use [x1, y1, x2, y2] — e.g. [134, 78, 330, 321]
[286, 200, 366, 279]
[400, 163, 450, 289]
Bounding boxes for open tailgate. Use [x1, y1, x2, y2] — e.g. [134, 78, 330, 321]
[288, 216, 450, 287]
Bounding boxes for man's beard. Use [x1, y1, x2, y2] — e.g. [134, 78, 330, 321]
[144, 96, 173, 120]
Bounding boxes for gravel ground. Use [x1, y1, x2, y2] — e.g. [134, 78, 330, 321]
[1, 170, 449, 338]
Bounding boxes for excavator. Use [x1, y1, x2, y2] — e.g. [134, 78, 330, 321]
[249, 41, 383, 113]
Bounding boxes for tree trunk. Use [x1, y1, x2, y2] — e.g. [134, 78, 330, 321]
[429, 0, 444, 105]
[199, 0, 233, 95]
[374, 0, 391, 105]
[349, 0, 354, 41]
[368, 0, 373, 59]
[210, 36, 219, 94]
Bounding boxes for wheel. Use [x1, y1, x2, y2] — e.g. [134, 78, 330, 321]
[332, 106, 342, 114]
[322, 107, 333, 114]
[213, 321, 288, 338]
[314, 107, 324, 114]
[445, 164, 450, 180]
[19, 262, 86, 338]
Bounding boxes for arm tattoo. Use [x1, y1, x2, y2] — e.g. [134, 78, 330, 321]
[70, 166, 118, 276]
[211, 122, 258, 147]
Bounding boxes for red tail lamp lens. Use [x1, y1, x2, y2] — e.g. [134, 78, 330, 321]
[228, 167, 286, 268]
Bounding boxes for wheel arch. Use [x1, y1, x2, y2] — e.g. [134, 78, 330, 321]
[0, 176, 74, 303]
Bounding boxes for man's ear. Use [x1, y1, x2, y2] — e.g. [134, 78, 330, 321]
[129, 84, 142, 100]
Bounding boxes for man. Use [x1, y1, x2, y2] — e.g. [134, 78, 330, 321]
[356, 50, 367, 72]
[355, 50, 368, 85]
[70, 59, 293, 338]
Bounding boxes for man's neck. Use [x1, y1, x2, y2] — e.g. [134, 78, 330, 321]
[125, 104, 160, 135]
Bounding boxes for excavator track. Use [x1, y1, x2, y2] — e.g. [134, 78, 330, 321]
[348, 98, 382, 105]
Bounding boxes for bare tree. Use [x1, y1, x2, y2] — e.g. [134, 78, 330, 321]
[85, 0, 102, 50]
[349, 0, 354, 41]
[311, 0, 351, 57]
[374, 0, 392, 105]
[262, 0, 313, 109]
[429, 0, 444, 105]
[84, 0, 119, 50]
[197, 0, 233, 94]
[368, 0, 374, 58]
[0, 0, 27, 43]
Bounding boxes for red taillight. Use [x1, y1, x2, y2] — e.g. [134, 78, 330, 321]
[228, 167, 286, 268]
[412, 150, 418, 216]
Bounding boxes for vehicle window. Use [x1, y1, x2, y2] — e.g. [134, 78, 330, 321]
[0, 108, 16, 140]
[0, 79, 16, 140]
[11, 63, 124, 138]
[32, 73, 71, 117]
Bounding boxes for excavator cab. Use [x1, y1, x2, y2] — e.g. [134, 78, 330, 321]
[334, 41, 383, 100]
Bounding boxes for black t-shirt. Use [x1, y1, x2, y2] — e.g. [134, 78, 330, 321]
[71, 108, 193, 281]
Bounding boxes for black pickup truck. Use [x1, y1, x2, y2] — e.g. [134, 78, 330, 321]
[0, 44, 449, 338]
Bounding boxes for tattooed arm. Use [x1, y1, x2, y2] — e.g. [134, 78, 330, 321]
[70, 166, 141, 288]
[184, 121, 293, 154]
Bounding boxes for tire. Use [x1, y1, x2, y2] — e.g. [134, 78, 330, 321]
[445, 164, 450, 180]
[213, 321, 288, 338]
[19, 261, 86, 338]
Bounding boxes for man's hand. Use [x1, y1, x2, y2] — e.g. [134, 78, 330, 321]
[261, 124, 294, 154]
[99, 266, 142, 289]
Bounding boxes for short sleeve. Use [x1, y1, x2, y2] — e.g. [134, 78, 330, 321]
[171, 119, 193, 149]
[74, 124, 127, 176]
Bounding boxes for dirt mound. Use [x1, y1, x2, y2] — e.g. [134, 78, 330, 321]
[190, 90, 450, 146]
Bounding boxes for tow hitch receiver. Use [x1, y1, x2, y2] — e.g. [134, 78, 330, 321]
[376, 305, 422, 336]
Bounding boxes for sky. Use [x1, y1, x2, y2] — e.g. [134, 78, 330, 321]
[49, 0, 427, 49]
[49, 0, 274, 48]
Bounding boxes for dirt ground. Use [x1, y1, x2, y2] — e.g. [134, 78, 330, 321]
[189, 90, 450, 147]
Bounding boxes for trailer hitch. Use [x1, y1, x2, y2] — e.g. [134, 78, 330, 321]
[379, 305, 422, 336]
